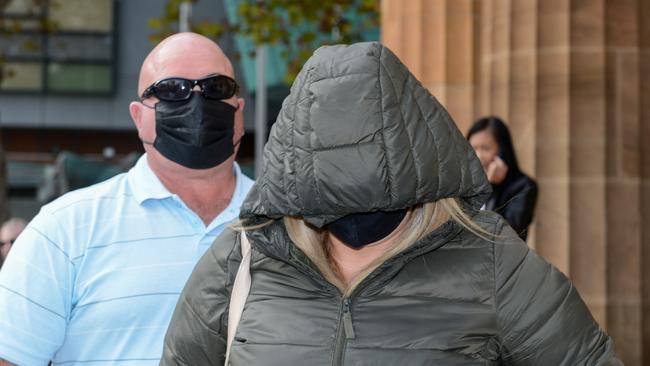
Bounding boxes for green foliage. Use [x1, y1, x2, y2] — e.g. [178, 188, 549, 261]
[148, 0, 233, 44]
[148, 0, 379, 83]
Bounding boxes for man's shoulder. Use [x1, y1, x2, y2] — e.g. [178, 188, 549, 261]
[40, 172, 133, 215]
[27, 172, 136, 254]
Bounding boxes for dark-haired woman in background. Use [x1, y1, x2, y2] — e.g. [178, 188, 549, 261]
[467, 117, 538, 241]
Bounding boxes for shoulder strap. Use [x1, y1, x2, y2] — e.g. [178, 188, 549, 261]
[225, 232, 252, 365]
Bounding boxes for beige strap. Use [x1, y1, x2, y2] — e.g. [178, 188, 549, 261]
[225, 232, 252, 365]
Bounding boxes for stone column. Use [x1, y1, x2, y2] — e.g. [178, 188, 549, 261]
[534, 0, 571, 275]
[641, 0, 650, 361]
[603, 0, 644, 363]
[568, 0, 608, 334]
[381, 0, 477, 132]
[382, 0, 649, 364]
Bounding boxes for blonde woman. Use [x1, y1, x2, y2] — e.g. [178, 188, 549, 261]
[161, 42, 620, 365]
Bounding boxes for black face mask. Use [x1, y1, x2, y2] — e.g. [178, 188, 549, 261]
[153, 91, 236, 169]
[326, 209, 408, 249]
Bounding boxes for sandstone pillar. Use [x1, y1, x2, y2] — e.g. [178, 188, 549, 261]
[382, 0, 649, 364]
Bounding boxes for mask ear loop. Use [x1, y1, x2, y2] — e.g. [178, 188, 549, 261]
[139, 100, 155, 109]
[233, 136, 243, 151]
[232, 97, 244, 151]
[137, 99, 155, 145]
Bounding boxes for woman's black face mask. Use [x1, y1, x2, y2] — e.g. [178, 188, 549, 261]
[153, 91, 236, 169]
[326, 209, 408, 249]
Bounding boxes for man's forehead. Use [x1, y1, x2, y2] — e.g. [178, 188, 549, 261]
[140, 39, 234, 90]
[152, 67, 232, 81]
[153, 56, 232, 78]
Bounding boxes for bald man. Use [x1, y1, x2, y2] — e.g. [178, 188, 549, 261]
[0, 33, 254, 365]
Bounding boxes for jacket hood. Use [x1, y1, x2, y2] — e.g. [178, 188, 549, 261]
[240, 42, 490, 227]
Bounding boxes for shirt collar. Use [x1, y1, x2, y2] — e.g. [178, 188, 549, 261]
[128, 154, 252, 229]
[128, 154, 174, 205]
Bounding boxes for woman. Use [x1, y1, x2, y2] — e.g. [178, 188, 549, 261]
[467, 117, 538, 241]
[161, 42, 619, 365]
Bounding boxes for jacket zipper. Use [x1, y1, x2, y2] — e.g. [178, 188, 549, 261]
[332, 298, 355, 365]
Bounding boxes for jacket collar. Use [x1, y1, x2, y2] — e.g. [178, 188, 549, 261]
[248, 218, 463, 295]
[128, 154, 248, 213]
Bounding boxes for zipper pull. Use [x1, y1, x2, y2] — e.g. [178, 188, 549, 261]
[342, 299, 356, 339]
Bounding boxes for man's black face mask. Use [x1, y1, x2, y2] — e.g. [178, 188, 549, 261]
[153, 91, 236, 170]
[326, 209, 408, 249]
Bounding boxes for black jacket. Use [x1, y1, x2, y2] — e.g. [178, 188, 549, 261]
[485, 173, 537, 240]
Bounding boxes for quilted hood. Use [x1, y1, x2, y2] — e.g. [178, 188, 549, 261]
[240, 42, 490, 227]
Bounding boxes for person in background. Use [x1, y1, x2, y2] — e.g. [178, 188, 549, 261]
[0, 32, 254, 365]
[161, 42, 619, 365]
[467, 117, 538, 241]
[0, 217, 26, 269]
[0, 146, 8, 223]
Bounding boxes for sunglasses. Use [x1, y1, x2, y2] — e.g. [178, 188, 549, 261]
[140, 74, 239, 102]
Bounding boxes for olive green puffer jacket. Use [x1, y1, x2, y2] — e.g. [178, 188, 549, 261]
[161, 42, 620, 365]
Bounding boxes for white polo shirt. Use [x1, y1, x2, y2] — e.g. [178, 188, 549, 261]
[0, 154, 254, 365]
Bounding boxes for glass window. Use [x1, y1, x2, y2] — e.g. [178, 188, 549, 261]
[47, 63, 111, 93]
[48, 34, 113, 61]
[49, 0, 113, 32]
[0, 34, 43, 58]
[0, 0, 115, 94]
[2, 0, 39, 15]
[0, 62, 43, 90]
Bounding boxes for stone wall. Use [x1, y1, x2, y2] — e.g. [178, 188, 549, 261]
[382, 0, 650, 364]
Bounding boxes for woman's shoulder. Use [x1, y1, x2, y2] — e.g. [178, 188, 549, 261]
[469, 211, 532, 272]
[166, 228, 241, 341]
[510, 172, 538, 190]
[459, 209, 510, 238]
[187, 227, 248, 301]
[496, 172, 537, 201]
[208, 226, 241, 264]
[446, 210, 528, 254]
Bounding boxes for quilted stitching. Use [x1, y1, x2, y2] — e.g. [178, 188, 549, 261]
[240, 42, 490, 226]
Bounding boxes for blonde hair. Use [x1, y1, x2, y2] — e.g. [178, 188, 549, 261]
[283, 198, 494, 296]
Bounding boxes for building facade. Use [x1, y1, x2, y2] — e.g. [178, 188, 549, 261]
[0, 0, 254, 218]
[382, 0, 649, 364]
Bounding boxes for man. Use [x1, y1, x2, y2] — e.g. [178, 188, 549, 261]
[0, 217, 27, 268]
[0, 33, 254, 365]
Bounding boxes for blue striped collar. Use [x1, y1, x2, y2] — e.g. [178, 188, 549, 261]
[127, 154, 174, 204]
[127, 154, 250, 211]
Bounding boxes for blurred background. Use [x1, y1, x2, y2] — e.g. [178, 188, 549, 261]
[0, 0, 648, 364]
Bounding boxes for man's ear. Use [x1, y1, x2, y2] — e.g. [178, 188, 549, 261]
[129, 101, 143, 132]
[232, 97, 246, 155]
[129, 101, 155, 144]
[234, 97, 245, 140]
